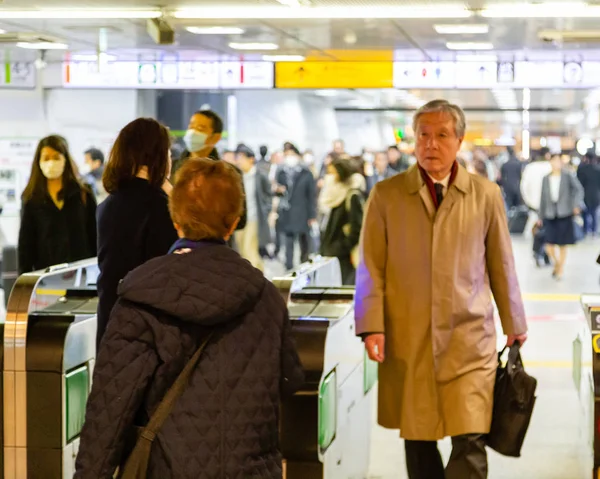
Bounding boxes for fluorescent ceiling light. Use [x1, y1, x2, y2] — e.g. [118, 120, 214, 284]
[522, 110, 530, 125]
[186, 26, 245, 35]
[263, 54, 305, 61]
[17, 42, 68, 50]
[434, 24, 489, 34]
[0, 9, 161, 19]
[482, 2, 600, 17]
[446, 42, 494, 50]
[456, 53, 498, 62]
[0, 29, 6, 34]
[229, 42, 278, 50]
[174, 6, 472, 20]
[276, 0, 304, 5]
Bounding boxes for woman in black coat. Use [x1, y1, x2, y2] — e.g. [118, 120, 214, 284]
[18, 135, 96, 274]
[75, 158, 304, 479]
[318, 158, 364, 285]
[96, 118, 178, 348]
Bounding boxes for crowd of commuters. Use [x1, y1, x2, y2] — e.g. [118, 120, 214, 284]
[12, 101, 596, 478]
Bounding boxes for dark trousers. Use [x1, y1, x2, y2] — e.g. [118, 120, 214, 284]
[285, 232, 310, 270]
[583, 203, 598, 235]
[504, 188, 522, 210]
[405, 434, 488, 479]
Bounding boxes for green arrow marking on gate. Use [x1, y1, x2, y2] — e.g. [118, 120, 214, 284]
[4, 62, 10, 84]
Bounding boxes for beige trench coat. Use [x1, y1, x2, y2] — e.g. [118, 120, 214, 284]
[355, 164, 527, 441]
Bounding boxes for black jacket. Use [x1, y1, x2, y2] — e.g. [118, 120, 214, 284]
[320, 191, 363, 259]
[96, 178, 178, 347]
[577, 163, 600, 208]
[75, 242, 304, 479]
[276, 166, 316, 234]
[18, 183, 97, 274]
[500, 157, 523, 194]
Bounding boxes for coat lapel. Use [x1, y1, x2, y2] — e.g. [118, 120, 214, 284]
[436, 165, 472, 222]
[406, 166, 436, 220]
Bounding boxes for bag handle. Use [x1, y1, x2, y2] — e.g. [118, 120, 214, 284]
[141, 331, 214, 439]
[497, 341, 523, 374]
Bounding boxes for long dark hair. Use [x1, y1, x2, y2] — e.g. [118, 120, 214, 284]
[103, 118, 171, 194]
[22, 135, 86, 203]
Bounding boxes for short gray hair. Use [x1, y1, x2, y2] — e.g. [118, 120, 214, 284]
[413, 99, 466, 138]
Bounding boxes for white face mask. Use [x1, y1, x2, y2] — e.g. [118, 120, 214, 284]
[79, 163, 91, 175]
[40, 158, 66, 180]
[363, 153, 374, 163]
[285, 155, 299, 168]
[303, 154, 314, 165]
[184, 129, 209, 153]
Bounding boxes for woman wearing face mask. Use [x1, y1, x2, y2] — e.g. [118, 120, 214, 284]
[319, 159, 365, 285]
[276, 144, 317, 270]
[18, 135, 97, 274]
[96, 118, 178, 348]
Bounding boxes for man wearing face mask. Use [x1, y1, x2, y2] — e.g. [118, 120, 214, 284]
[276, 143, 317, 270]
[174, 109, 246, 231]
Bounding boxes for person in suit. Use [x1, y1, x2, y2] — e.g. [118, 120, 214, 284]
[367, 151, 397, 194]
[355, 99, 527, 479]
[276, 143, 317, 270]
[234, 145, 273, 271]
[500, 146, 524, 209]
[539, 153, 584, 280]
[577, 151, 600, 236]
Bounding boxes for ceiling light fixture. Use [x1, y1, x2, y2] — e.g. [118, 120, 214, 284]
[70, 53, 117, 62]
[314, 90, 339, 97]
[0, 9, 161, 19]
[186, 26, 245, 35]
[482, 2, 600, 18]
[262, 54, 305, 61]
[0, 29, 6, 34]
[275, 0, 304, 5]
[229, 42, 278, 50]
[174, 6, 472, 20]
[17, 41, 69, 50]
[446, 41, 494, 50]
[434, 24, 489, 34]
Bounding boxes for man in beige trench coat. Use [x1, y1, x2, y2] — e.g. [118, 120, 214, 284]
[355, 99, 528, 479]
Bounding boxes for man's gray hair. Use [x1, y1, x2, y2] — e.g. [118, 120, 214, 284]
[413, 99, 467, 138]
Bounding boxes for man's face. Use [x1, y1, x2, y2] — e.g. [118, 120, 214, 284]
[188, 114, 221, 147]
[415, 111, 463, 178]
[333, 141, 344, 154]
[374, 152, 389, 173]
[237, 154, 254, 173]
[387, 148, 401, 164]
[84, 153, 94, 170]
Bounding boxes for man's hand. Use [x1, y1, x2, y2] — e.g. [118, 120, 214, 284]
[365, 333, 385, 363]
[574, 207, 581, 216]
[506, 332, 528, 347]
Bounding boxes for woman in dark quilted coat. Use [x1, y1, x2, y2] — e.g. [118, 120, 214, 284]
[75, 158, 304, 479]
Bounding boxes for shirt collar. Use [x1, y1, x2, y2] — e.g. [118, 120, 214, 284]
[427, 172, 451, 189]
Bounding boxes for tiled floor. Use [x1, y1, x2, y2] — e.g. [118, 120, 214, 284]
[367, 236, 599, 479]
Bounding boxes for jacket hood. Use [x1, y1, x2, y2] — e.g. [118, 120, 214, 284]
[117, 243, 267, 326]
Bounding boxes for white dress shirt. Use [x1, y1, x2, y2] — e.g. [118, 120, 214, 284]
[428, 172, 451, 197]
[549, 174, 561, 204]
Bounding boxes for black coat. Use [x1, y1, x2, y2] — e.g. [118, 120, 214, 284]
[577, 163, 600, 208]
[96, 178, 178, 347]
[18, 183, 97, 274]
[252, 170, 274, 248]
[500, 157, 523, 194]
[75, 242, 304, 479]
[276, 166, 316, 234]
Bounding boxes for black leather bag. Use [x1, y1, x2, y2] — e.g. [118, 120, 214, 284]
[486, 342, 537, 457]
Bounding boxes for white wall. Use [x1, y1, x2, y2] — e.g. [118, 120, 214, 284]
[336, 111, 394, 154]
[46, 89, 139, 166]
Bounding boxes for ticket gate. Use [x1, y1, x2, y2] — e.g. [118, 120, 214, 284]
[2, 259, 98, 479]
[276, 257, 377, 479]
[578, 294, 600, 479]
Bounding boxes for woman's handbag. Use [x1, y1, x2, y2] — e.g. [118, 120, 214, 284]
[116, 332, 214, 478]
[486, 341, 537, 457]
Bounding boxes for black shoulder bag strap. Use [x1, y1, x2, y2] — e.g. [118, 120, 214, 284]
[118, 331, 214, 479]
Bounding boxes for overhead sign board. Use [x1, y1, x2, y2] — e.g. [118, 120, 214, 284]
[0, 62, 36, 89]
[392, 60, 600, 89]
[276, 61, 393, 89]
[63, 61, 273, 89]
[394, 62, 455, 88]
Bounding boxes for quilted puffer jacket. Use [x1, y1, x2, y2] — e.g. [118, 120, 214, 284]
[74, 241, 304, 479]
